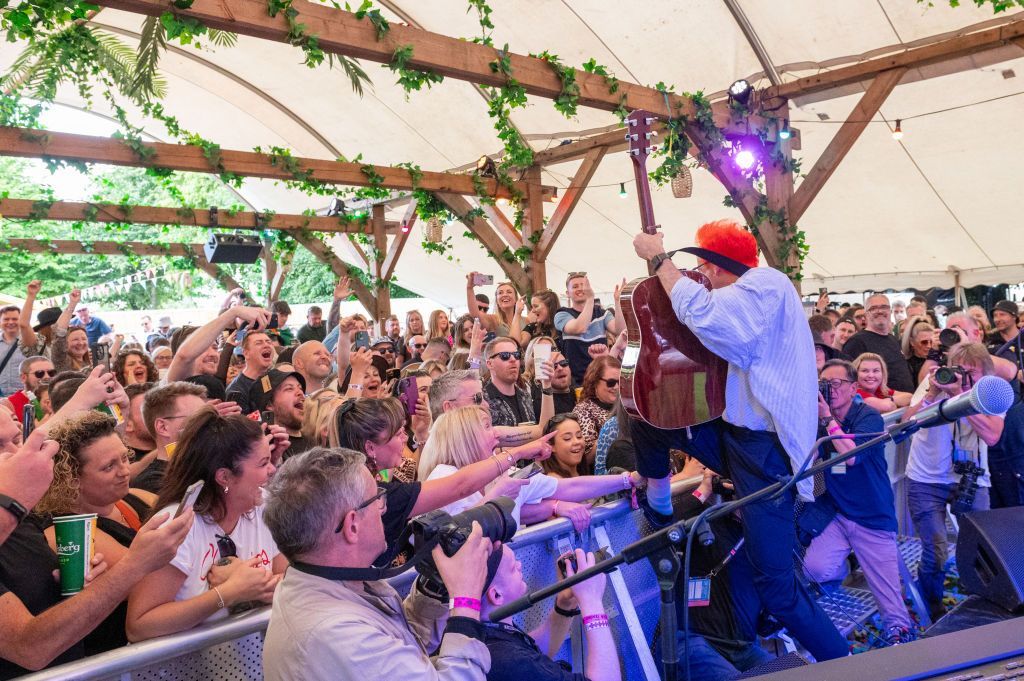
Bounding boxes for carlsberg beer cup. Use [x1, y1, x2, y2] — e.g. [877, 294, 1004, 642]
[53, 513, 96, 595]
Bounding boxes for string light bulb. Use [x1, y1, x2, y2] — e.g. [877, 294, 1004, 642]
[619, 182, 628, 198]
[892, 119, 903, 141]
[778, 119, 791, 140]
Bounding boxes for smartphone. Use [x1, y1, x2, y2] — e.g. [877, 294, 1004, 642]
[511, 462, 541, 480]
[398, 376, 418, 416]
[533, 343, 551, 380]
[21, 406, 34, 442]
[266, 313, 279, 330]
[90, 343, 110, 370]
[174, 480, 204, 518]
[260, 410, 275, 426]
[819, 287, 827, 296]
[385, 367, 402, 381]
[473, 273, 494, 287]
[353, 331, 370, 350]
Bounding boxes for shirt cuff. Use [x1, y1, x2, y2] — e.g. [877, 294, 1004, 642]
[445, 616, 486, 642]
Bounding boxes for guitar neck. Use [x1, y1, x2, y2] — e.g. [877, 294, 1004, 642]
[630, 156, 657, 235]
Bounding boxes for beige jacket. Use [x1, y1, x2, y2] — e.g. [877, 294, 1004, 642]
[263, 568, 490, 681]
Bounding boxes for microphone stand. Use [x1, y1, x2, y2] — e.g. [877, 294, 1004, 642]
[490, 419, 926, 681]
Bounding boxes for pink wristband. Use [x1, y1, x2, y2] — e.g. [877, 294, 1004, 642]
[449, 597, 481, 611]
[827, 425, 842, 435]
[583, 613, 609, 631]
[692, 488, 705, 501]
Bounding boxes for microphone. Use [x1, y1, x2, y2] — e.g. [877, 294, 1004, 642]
[899, 375, 1013, 432]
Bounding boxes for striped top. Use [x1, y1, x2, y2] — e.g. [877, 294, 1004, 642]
[669, 267, 818, 501]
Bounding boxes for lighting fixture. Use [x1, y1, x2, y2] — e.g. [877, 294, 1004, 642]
[778, 119, 791, 140]
[326, 197, 347, 217]
[892, 120, 903, 141]
[619, 182, 628, 198]
[734, 150, 756, 170]
[476, 155, 498, 178]
[728, 79, 753, 106]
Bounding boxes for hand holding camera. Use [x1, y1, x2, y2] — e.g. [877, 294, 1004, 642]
[431, 521, 494, 615]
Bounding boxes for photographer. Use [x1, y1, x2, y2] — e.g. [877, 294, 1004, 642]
[806, 360, 912, 645]
[262, 447, 493, 681]
[479, 547, 621, 681]
[904, 343, 1005, 621]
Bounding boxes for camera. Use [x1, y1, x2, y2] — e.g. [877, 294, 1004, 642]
[557, 546, 612, 576]
[951, 460, 985, 515]
[410, 497, 517, 595]
[711, 475, 735, 498]
[939, 328, 962, 350]
[818, 379, 832, 405]
[934, 366, 967, 387]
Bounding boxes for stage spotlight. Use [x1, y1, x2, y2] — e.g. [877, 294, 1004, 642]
[476, 155, 498, 178]
[728, 79, 753, 106]
[326, 198, 347, 217]
[779, 119, 791, 140]
[734, 150, 756, 170]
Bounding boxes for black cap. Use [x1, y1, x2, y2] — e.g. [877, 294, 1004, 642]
[247, 369, 306, 414]
[992, 300, 1019, 318]
[33, 307, 61, 332]
[182, 374, 227, 402]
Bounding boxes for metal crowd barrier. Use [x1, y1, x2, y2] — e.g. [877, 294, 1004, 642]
[22, 479, 702, 681]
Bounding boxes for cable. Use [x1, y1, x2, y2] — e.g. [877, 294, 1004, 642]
[789, 89, 1024, 125]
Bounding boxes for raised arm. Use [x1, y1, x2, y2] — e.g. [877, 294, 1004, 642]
[167, 307, 268, 382]
[18, 280, 41, 351]
[465, 273, 499, 331]
[328, 276, 351, 332]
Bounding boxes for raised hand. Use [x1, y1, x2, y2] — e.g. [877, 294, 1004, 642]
[26, 280, 41, 296]
[334, 276, 352, 301]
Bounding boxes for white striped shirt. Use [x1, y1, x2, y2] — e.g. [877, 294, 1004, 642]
[670, 267, 818, 500]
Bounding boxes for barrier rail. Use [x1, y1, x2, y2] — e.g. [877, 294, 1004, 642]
[22, 480, 701, 681]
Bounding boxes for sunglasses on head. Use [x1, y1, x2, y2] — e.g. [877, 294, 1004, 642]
[32, 369, 56, 379]
[216, 533, 237, 559]
[492, 351, 521, 362]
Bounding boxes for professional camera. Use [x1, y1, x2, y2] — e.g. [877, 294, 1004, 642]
[939, 328, 962, 350]
[934, 366, 968, 387]
[410, 497, 517, 595]
[951, 460, 985, 515]
[818, 379, 832, 405]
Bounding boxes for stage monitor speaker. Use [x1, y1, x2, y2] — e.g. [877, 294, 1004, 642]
[204, 233, 263, 264]
[956, 506, 1024, 612]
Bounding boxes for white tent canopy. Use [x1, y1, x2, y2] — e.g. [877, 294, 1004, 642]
[3, 1, 1023, 306]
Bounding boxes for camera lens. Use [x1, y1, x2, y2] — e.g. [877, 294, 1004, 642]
[939, 328, 961, 349]
[440, 497, 517, 555]
[934, 367, 957, 385]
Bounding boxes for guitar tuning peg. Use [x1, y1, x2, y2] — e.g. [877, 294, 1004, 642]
[628, 133, 639, 141]
[627, 119, 637, 127]
[644, 132, 657, 139]
[645, 117, 656, 124]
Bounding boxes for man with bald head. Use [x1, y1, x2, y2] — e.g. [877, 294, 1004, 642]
[842, 294, 915, 393]
[292, 341, 334, 393]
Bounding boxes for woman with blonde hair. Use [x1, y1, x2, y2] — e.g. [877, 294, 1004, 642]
[427, 309, 453, 346]
[302, 388, 344, 445]
[852, 352, 912, 413]
[466, 273, 523, 339]
[900, 315, 935, 388]
[419, 406, 643, 531]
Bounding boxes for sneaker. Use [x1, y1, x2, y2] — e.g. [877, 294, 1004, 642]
[640, 501, 674, 530]
[884, 625, 915, 646]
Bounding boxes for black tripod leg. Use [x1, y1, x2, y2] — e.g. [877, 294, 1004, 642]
[650, 547, 682, 681]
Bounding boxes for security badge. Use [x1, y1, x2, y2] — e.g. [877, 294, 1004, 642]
[687, 578, 711, 607]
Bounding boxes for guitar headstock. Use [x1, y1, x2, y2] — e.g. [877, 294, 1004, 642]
[625, 109, 658, 167]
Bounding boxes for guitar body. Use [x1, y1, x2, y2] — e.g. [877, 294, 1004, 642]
[619, 108, 729, 430]
[619, 270, 728, 429]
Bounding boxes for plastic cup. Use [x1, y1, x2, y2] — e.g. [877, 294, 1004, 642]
[533, 343, 552, 381]
[53, 513, 96, 595]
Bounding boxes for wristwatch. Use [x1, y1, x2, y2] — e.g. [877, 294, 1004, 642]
[649, 252, 671, 272]
[0, 494, 27, 523]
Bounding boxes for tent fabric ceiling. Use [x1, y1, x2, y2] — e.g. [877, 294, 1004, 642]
[2, 1, 1023, 306]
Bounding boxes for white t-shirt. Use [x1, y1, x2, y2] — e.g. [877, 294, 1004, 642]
[425, 465, 559, 525]
[158, 503, 280, 623]
[906, 418, 996, 487]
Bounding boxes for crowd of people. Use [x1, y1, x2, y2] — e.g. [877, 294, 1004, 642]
[0, 221, 1021, 680]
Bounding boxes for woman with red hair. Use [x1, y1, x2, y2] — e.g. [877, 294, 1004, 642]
[632, 219, 849, 662]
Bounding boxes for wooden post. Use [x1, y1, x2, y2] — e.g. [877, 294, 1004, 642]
[372, 204, 390, 331]
[268, 249, 294, 303]
[762, 102, 801, 289]
[536, 147, 606, 261]
[523, 166, 547, 295]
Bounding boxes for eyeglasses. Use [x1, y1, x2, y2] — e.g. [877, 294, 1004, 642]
[335, 485, 387, 533]
[692, 262, 712, 275]
[492, 351, 521, 362]
[554, 359, 570, 368]
[465, 391, 486, 406]
[32, 369, 56, 379]
[820, 378, 854, 390]
[216, 533, 237, 559]
[867, 305, 891, 313]
[599, 378, 620, 388]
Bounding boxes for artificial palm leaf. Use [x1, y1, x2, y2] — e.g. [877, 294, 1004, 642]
[332, 54, 371, 97]
[206, 29, 238, 47]
[128, 15, 168, 101]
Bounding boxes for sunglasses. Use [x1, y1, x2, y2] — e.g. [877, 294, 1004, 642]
[413, 343, 427, 350]
[336, 485, 388, 533]
[492, 351, 521, 362]
[477, 305, 489, 313]
[568, 271, 587, 279]
[554, 359, 570, 368]
[599, 378, 620, 388]
[32, 369, 56, 379]
[216, 533, 237, 559]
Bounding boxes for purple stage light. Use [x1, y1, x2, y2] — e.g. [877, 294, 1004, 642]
[734, 150, 756, 170]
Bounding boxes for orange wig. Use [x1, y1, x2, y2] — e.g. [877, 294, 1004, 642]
[695, 220, 759, 269]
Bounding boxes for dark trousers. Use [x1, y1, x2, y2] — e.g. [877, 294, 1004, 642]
[633, 417, 850, 662]
[989, 455, 1024, 509]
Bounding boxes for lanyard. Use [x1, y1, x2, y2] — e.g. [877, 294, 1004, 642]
[702, 537, 745, 580]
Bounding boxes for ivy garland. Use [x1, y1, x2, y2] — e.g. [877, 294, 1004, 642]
[531, 50, 580, 119]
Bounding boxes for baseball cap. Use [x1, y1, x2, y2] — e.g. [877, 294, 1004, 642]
[247, 369, 306, 414]
[992, 300, 1019, 318]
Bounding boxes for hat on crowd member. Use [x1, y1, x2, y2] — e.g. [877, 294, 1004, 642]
[158, 315, 173, 327]
[371, 337, 395, 351]
[248, 368, 306, 414]
[182, 374, 227, 402]
[677, 219, 759, 277]
[992, 300, 1019, 318]
[33, 307, 62, 332]
[150, 346, 172, 363]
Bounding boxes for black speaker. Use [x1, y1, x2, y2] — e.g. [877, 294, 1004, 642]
[204, 232, 263, 264]
[956, 507, 1024, 612]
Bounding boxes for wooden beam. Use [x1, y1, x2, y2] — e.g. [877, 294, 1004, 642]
[436, 193, 530, 293]
[381, 200, 416, 283]
[0, 197, 399, 234]
[480, 205, 522, 251]
[537, 147, 606, 260]
[339, 235, 370, 269]
[762, 101, 800, 284]
[0, 126, 531, 199]
[788, 68, 906, 225]
[763, 20, 1024, 101]
[96, 0, 743, 128]
[189, 246, 242, 292]
[522, 166, 547, 294]
[5, 237, 198, 257]
[291, 230, 377, 316]
[372, 204, 390, 324]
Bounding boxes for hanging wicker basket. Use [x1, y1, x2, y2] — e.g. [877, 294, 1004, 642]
[425, 216, 444, 243]
[671, 166, 693, 198]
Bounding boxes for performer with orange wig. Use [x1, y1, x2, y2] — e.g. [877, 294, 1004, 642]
[633, 220, 849, 662]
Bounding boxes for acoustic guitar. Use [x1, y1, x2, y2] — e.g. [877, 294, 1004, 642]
[617, 110, 728, 430]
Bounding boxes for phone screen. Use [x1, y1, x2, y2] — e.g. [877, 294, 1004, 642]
[353, 331, 370, 350]
[175, 480, 204, 518]
[260, 410, 275, 426]
[21, 407, 34, 441]
[511, 462, 541, 480]
[399, 376, 418, 416]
